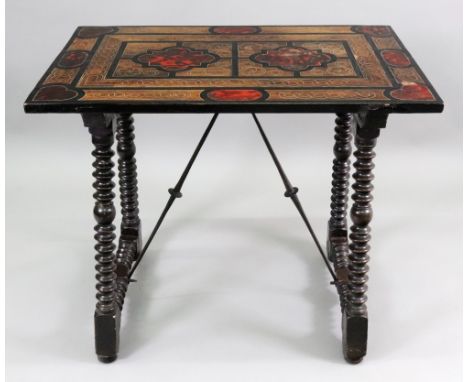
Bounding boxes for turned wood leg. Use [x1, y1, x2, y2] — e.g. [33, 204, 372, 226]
[83, 113, 120, 363]
[327, 113, 352, 270]
[342, 111, 386, 364]
[115, 113, 141, 310]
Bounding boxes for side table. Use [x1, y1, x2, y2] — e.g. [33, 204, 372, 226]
[24, 25, 443, 364]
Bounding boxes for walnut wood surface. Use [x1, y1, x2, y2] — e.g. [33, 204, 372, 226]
[24, 25, 443, 113]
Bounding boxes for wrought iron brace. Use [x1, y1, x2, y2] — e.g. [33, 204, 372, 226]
[251, 113, 339, 285]
[128, 113, 219, 279]
[129, 113, 344, 297]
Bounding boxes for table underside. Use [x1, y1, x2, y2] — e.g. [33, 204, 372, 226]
[24, 25, 443, 113]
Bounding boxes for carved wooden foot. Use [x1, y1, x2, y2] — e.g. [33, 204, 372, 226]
[341, 111, 386, 364]
[83, 113, 120, 363]
[94, 310, 121, 363]
[342, 313, 368, 364]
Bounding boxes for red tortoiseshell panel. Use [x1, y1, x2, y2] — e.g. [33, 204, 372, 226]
[24, 25, 443, 113]
[57, 51, 89, 68]
[202, 88, 268, 101]
[381, 50, 411, 67]
[390, 82, 434, 100]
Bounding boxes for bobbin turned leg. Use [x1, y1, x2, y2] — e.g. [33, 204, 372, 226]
[82, 113, 120, 363]
[327, 113, 353, 268]
[342, 111, 387, 364]
[115, 113, 141, 310]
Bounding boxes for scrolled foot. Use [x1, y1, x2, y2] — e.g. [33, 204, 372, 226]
[94, 309, 121, 363]
[342, 313, 368, 364]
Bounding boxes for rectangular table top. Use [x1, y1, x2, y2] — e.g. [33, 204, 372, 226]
[24, 25, 443, 114]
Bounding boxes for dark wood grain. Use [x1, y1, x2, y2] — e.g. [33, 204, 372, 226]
[341, 110, 385, 363]
[327, 113, 353, 312]
[82, 112, 120, 363]
[115, 113, 141, 310]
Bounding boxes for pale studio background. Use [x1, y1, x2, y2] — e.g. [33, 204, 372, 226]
[6, 0, 462, 381]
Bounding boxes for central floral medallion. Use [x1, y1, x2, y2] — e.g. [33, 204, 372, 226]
[251, 46, 336, 72]
[134, 47, 219, 72]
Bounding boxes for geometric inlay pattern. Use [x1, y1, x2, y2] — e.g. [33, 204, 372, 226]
[251, 46, 336, 72]
[134, 47, 219, 72]
[24, 25, 443, 113]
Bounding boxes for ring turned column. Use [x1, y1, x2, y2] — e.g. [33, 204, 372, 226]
[341, 111, 387, 363]
[82, 113, 120, 363]
[115, 113, 141, 310]
[327, 113, 353, 305]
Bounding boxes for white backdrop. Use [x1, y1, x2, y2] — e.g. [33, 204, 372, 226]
[6, 0, 462, 381]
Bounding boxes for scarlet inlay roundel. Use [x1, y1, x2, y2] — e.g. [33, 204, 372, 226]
[352, 25, 392, 36]
[381, 50, 411, 67]
[251, 47, 336, 72]
[134, 47, 219, 72]
[201, 88, 268, 102]
[58, 51, 88, 68]
[33, 85, 81, 102]
[209, 26, 261, 34]
[389, 82, 433, 100]
[78, 26, 116, 38]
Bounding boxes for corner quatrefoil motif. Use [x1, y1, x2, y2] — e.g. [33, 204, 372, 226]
[134, 47, 220, 72]
[57, 50, 89, 68]
[209, 26, 260, 34]
[250, 46, 336, 72]
[32, 85, 81, 102]
[352, 25, 391, 37]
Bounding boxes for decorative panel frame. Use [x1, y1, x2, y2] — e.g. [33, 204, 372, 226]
[24, 25, 443, 113]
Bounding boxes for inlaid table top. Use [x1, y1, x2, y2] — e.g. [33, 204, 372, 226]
[24, 25, 443, 113]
